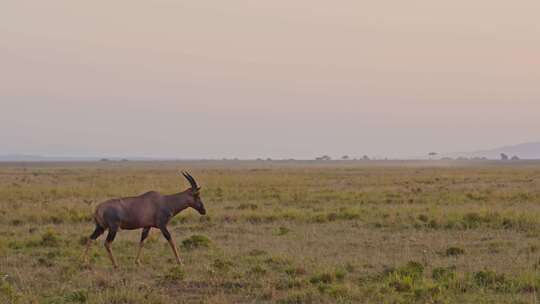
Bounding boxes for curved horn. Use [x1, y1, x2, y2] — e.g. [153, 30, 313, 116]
[181, 171, 198, 189]
[187, 172, 199, 189]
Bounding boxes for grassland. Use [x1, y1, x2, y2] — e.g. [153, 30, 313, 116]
[2, 160, 540, 303]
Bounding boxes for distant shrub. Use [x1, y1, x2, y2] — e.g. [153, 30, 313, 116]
[249, 265, 267, 275]
[164, 266, 185, 282]
[396, 261, 424, 279]
[412, 285, 442, 301]
[418, 214, 429, 223]
[327, 213, 339, 221]
[345, 262, 355, 273]
[264, 256, 292, 270]
[277, 291, 314, 304]
[54, 209, 92, 223]
[181, 235, 210, 250]
[0, 276, 20, 303]
[428, 219, 439, 229]
[487, 242, 504, 254]
[387, 276, 414, 292]
[432, 266, 456, 283]
[466, 193, 487, 202]
[64, 289, 88, 303]
[237, 203, 258, 210]
[274, 227, 290, 236]
[379, 261, 426, 293]
[321, 283, 350, 299]
[199, 216, 211, 223]
[473, 269, 506, 289]
[49, 216, 64, 224]
[245, 214, 277, 224]
[500, 216, 535, 232]
[276, 277, 304, 290]
[170, 216, 190, 225]
[40, 228, 60, 247]
[501, 218, 514, 229]
[309, 272, 334, 285]
[10, 219, 23, 226]
[446, 247, 465, 257]
[462, 212, 483, 228]
[248, 249, 267, 256]
[311, 214, 328, 223]
[335, 210, 361, 220]
[373, 222, 383, 228]
[37, 257, 54, 267]
[212, 258, 234, 272]
[284, 267, 307, 277]
[334, 269, 346, 282]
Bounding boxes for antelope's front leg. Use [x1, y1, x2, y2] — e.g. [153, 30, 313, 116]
[160, 226, 182, 265]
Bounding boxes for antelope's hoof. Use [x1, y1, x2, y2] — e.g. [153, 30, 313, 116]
[135, 260, 141, 266]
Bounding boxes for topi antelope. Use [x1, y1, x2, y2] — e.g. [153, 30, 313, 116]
[82, 172, 206, 268]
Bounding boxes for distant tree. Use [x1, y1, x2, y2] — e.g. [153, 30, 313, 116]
[266, 158, 272, 161]
[500, 153, 509, 161]
[341, 155, 349, 160]
[511, 155, 520, 160]
[100, 158, 109, 162]
[316, 155, 331, 161]
[362, 155, 370, 160]
[428, 152, 438, 159]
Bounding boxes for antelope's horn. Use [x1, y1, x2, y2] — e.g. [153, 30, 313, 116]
[181, 171, 198, 190]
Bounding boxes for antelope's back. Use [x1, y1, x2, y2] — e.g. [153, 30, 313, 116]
[94, 191, 163, 230]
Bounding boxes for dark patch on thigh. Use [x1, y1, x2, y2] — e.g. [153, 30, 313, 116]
[103, 208, 121, 228]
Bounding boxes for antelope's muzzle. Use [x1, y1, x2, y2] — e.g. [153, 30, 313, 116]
[198, 206, 206, 215]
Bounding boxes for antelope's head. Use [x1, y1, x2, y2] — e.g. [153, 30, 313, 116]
[181, 171, 206, 215]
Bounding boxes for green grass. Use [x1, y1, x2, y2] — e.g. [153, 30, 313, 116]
[2, 160, 540, 303]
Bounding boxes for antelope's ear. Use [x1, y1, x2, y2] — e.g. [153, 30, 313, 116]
[197, 187, 202, 191]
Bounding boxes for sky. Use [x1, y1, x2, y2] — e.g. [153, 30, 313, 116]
[1, 1, 539, 159]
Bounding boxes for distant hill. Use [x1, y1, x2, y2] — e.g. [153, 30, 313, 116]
[0, 154, 180, 162]
[447, 142, 540, 160]
[0, 154, 97, 162]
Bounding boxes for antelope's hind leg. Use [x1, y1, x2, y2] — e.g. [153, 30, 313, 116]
[135, 227, 151, 266]
[104, 226, 119, 268]
[82, 224, 105, 265]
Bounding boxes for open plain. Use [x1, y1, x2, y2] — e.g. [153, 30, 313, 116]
[2, 160, 540, 303]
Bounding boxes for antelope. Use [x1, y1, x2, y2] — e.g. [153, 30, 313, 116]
[82, 172, 206, 268]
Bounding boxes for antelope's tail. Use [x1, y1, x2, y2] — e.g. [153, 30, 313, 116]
[93, 206, 107, 228]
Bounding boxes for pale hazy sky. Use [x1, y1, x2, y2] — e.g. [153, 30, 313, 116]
[1, 1, 539, 159]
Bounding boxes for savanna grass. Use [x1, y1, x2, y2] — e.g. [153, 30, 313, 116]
[1, 160, 540, 303]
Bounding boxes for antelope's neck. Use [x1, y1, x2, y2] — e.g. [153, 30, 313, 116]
[164, 192, 190, 215]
